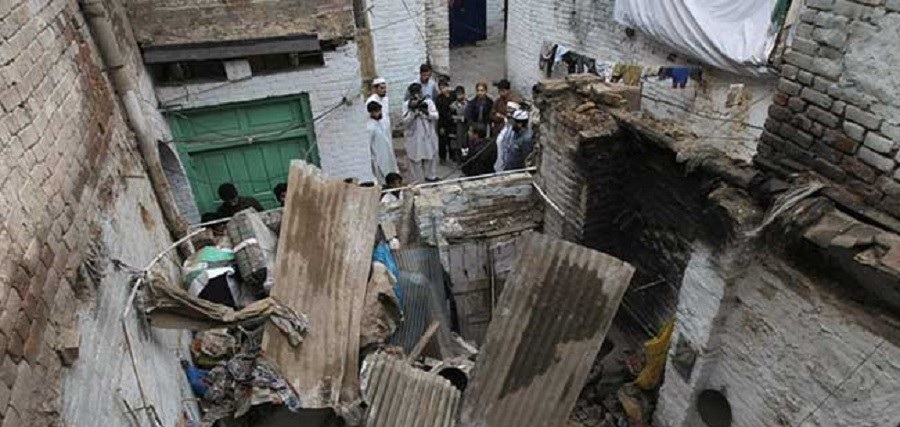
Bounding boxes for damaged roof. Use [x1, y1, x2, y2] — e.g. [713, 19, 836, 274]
[262, 160, 381, 410]
[460, 232, 634, 427]
[361, 353, 461, 427]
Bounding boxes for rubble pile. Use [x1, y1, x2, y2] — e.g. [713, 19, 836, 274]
[138, 160, 646, 427]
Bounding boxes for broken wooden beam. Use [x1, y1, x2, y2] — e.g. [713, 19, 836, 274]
[460, 231, 635, 427]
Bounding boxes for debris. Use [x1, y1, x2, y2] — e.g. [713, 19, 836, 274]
[200, 351, 301, 427]
[226, 208, 278, 294]
[361, 352, 461, 427]
[460, 232, 635, 427]
[360, 262, 402, 349]
[407, 321, 440, 362]
[617, 385, 649, 427]
[191, 330, 236, 369]
[634, 319, 675, 390]
[142, 273, 308, 345]
[262, 160, 381, 410]
[56, 328, 81, 367]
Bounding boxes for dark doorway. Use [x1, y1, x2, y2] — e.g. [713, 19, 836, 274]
[449, 0, 487, 47]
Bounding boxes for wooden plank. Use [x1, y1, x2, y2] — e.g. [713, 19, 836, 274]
[262, 160, 381, 409]
[460, 232, 635, 427]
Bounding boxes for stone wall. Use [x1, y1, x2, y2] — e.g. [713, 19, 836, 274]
[758, 0, 900, 219]
[506, 0, 776, 162]
[124, 0, 355, 45]
[0, 0, 192, 425]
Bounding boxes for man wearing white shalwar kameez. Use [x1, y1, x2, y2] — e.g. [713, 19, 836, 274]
[494, 101, 521, 172]
[367, 77, 391, 134]
[402, 83, 440, 183]
[366, 101, 399, 185]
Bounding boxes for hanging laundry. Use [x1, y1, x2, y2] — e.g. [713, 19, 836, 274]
[554, 45, 572, 65]
[671, 67, 691, 88]
[596, 61, 616, 82]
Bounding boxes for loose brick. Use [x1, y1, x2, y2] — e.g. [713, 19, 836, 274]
[797, 71, 814, 85]
[791, 36, 819, 56]
[864, 132, 894, 154]
[812, 158, 847, 182]
[831, 100, 846, 115]
[788, 96, 808, 113]
[846, 105, 883, 130]
[781, 64, 799, 80]
[784, 51, 814, 71]
[858, 146, 896, 172]
[769, 104, 793, 122]
[844, 121, 867, 142]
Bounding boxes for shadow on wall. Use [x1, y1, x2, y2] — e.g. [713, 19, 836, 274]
[159, 141, 201, 223]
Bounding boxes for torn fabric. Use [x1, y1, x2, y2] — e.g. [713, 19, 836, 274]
[142, 273, 308, 346]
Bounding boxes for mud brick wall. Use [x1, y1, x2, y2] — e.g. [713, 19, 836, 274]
[0, 1, 191, 425]
[124, 0, 356, 45]
[758, 0, 900, 219]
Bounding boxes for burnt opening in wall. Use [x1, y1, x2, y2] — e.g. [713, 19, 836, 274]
[535, 87, 744, 425]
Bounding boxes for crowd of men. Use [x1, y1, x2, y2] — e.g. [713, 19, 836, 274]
[364, 63, 534, 186]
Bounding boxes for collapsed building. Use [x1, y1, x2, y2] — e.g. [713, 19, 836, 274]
[1, 0, 900, 427]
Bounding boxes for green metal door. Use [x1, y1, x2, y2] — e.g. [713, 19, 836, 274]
[167, 95, 319, 215]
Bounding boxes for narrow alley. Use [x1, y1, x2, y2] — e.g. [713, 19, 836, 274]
[0, 1, 899, 427]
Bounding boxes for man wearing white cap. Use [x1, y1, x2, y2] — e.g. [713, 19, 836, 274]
[504, 109, 533, 170]
[367, 77, 391, 133]
[493, 101, 520, 172]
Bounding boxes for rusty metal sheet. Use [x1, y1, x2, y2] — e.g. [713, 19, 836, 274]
[361, 353, 460, 427]
[262, 160, 381, 409]
[460, 232, 635, 427]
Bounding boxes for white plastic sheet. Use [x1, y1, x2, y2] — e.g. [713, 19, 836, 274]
[614, 0, 780, 76]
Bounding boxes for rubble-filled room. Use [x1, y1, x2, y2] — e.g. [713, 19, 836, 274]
[1, 0, 899, 427]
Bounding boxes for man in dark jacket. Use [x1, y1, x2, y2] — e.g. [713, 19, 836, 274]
[216, 183, 264, 217]
[435, 79, 455, 163]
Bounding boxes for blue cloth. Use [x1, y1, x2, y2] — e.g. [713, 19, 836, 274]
[671, 67, 690, 88]
[372, 242, 403, 305]
[183, 364, 210, 397]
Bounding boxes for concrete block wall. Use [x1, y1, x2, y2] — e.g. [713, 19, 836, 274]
[0, 0, 192, 425]
[757, 0, 900, 219]
[506, 0, 775, 162]
[156, 43, 372, 183]
[424, 0, 450, 72]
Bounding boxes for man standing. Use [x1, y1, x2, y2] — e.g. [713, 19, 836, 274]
[504, 110, 534, 171]
[491, 79, 518, 137]
[435, 79, 455, 164]
[493, 101, 520, 172]
[366, 101, 400, 185]
[416, 63, 439, 101]
[402, 83, 440, 183]
[366, 77, 391, 134]
[216, 183, 264, 218]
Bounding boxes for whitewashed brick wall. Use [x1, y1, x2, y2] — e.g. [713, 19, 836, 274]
[156, 43, 371, 182]
[368, 0, 429, 125]
[506, 0, 775, 161]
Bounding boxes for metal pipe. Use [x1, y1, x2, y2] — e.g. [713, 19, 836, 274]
[80, 0, 188, 241]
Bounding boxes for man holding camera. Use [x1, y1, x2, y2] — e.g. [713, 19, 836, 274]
[402, 82, 440, 183]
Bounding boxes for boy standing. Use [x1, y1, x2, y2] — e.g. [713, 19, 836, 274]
[450, 85, 469, 162]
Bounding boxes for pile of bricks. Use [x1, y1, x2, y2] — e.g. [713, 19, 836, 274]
[757, 0, 900, 219]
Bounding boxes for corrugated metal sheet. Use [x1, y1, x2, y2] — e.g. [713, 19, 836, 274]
[390, 248, 456, 358]
[460, 232, 635, 427]
[262, 160, 381, 409]
[361, 353, 460, 427]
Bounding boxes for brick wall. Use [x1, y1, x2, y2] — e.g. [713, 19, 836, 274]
[424, 0, 450, 72]
[757, 0, 900, 219]
[506, 0, 775, 162]
[0, 0, 192, 425]
[156, 43, 372, 183]
[124, 0, 355, 45]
